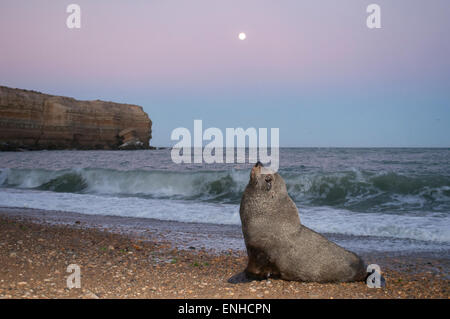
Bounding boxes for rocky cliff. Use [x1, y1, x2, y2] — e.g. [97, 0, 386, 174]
[0, 86, 152, 150]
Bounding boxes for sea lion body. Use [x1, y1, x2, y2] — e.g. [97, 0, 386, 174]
[239, 163, 366, 283]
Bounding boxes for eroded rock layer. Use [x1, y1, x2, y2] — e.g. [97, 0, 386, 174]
[0, 86, 152, 150]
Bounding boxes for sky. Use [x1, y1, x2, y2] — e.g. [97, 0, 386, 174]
[1, 0, 449, 147]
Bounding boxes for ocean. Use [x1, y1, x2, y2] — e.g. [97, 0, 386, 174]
[0, 148, 449, 256]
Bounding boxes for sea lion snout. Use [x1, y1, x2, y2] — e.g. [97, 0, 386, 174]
[250, 162, 274, 189]
[250, 162, 262, 182]
[254, 161, 263, 167]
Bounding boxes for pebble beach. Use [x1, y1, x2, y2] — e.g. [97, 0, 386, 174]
[0, 209, 448, 299]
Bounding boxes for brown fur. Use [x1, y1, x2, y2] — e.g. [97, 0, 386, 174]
[238, 162, 366, 283]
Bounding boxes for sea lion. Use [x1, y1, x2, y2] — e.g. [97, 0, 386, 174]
[234, 162, 367, 283]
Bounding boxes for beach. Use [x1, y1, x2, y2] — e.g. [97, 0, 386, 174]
[2, 0, 449, 302]
[1, 148, 449, 299]
[0, 207, 448, 299]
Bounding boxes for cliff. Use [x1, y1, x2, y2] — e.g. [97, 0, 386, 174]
[0, 86, 152, 150]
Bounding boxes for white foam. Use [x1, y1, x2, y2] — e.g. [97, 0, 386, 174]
[0, 188, 241, 225]
[299, 206, 450, 243]
[0, 188, 449, 244]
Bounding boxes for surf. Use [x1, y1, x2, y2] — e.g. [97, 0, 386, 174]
[0, 167, 448, 213]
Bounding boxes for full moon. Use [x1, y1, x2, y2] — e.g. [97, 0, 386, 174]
[238, 32, 246, 40]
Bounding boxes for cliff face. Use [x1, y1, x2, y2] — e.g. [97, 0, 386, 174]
[0, 86, 152, 150]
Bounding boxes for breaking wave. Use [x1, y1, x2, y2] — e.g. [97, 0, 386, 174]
[0, 167, 449, 213]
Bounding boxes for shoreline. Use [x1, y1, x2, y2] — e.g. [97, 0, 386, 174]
[0, 206, 447, 259]
[0, 207, 246, 253]
[0, 207, 448, 298]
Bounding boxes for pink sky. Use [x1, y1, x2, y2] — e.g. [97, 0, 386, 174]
[1, 0, 449, 146]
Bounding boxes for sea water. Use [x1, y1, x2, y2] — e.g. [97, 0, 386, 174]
[0, 148, 449, 255]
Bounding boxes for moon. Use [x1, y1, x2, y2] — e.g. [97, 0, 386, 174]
[238, 32, 246, 40]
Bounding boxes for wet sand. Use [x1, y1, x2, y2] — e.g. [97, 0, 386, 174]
[0, 208, 448, 299]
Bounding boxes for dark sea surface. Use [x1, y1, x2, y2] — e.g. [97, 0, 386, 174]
[0, 148, 449, 255]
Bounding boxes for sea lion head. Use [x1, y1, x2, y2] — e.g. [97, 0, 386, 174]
[242, 161, 297, 224]
[249, 161, 287, 195]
